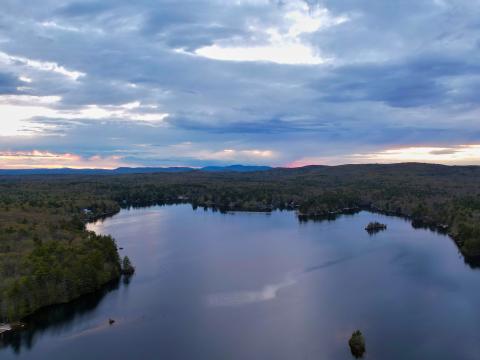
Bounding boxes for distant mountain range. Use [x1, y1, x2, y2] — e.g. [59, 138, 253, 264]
[0, 165, 273, 175]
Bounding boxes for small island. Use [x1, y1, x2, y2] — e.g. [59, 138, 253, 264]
[348, 330, 366, 358]
[365, 221, 387, 233]
[121, 256, 135, 275]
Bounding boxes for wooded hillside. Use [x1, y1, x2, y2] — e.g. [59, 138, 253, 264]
[1, 163, 479, 320]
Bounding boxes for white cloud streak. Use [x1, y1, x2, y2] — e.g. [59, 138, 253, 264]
[0, 95, 168, 136]
[0, 51, 85, 81]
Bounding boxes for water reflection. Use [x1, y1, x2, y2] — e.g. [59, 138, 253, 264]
[2, 206, 480, 360]
[0, 279, 121, 353]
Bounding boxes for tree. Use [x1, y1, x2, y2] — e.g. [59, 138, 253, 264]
[349, 330, 366, 358]
[122, 256, 135, 275]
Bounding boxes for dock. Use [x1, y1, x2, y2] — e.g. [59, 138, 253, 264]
[0, 324, 12, 334]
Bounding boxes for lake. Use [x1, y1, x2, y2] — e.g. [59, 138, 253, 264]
[1, 204, 480, 359]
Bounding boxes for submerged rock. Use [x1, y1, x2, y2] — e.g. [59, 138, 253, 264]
[349, 330, 366, 358]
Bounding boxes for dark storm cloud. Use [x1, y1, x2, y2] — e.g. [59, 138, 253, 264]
[312, 54, 480, 107]
[1, 0, 480, 166]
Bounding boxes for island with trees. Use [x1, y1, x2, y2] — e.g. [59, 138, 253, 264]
[121, 256, 135, 275]
[349, 330, 366, 358]
[365, 222, 387, 233]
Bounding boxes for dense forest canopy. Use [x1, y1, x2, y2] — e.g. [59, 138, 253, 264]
[0, 163, 479, 321]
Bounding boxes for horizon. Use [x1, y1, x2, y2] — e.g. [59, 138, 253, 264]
[0, 161, 479, 172]
[1, 1, 480, 168]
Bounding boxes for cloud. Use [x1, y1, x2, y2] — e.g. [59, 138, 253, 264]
[189, 1, 348, 64]
[352, 144, 480, 165]
[0, 0, 480, 167]
[0, 95, 168, 136]
[0, 72, 23, 94]
[289, 144, 480, 166]
[39, 20, 104, 35]
[0, 150, 132, 169]
[167, 142, 276, 163]
[56, 1, 112, 17]
[0, 51, 85, 81]
[196, 148, 275, 161]
[0, 95, 63, 136]
[57, 103, 169, 123]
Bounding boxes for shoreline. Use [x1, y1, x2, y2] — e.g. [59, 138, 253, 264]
[93, 201, 471, 261]
[2, 277, 122, 335]
[5, 202, 475, 332]
[94, 201, 467, 257]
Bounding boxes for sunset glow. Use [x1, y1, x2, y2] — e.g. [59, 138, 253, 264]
[0, 150, 130, 169]
[287, 145, 480, 167]
[355, 145, 480, 165]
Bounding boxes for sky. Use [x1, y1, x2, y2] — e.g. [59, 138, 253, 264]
[1, 0, 480, 169]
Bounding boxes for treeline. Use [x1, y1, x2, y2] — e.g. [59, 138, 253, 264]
[1, 163, 480, 320]
[0, 233, 120, 321]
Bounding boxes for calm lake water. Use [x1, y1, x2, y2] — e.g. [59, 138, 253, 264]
[2, 205, 480, 359]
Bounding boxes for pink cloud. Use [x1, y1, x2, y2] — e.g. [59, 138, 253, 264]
[0, 150, 133, 169]
[286, 144, 480, 167]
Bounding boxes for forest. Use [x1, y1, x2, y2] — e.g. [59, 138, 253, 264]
[1, 162, 479, 321]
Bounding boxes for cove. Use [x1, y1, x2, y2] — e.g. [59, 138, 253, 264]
[1, 204, 480, 360]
